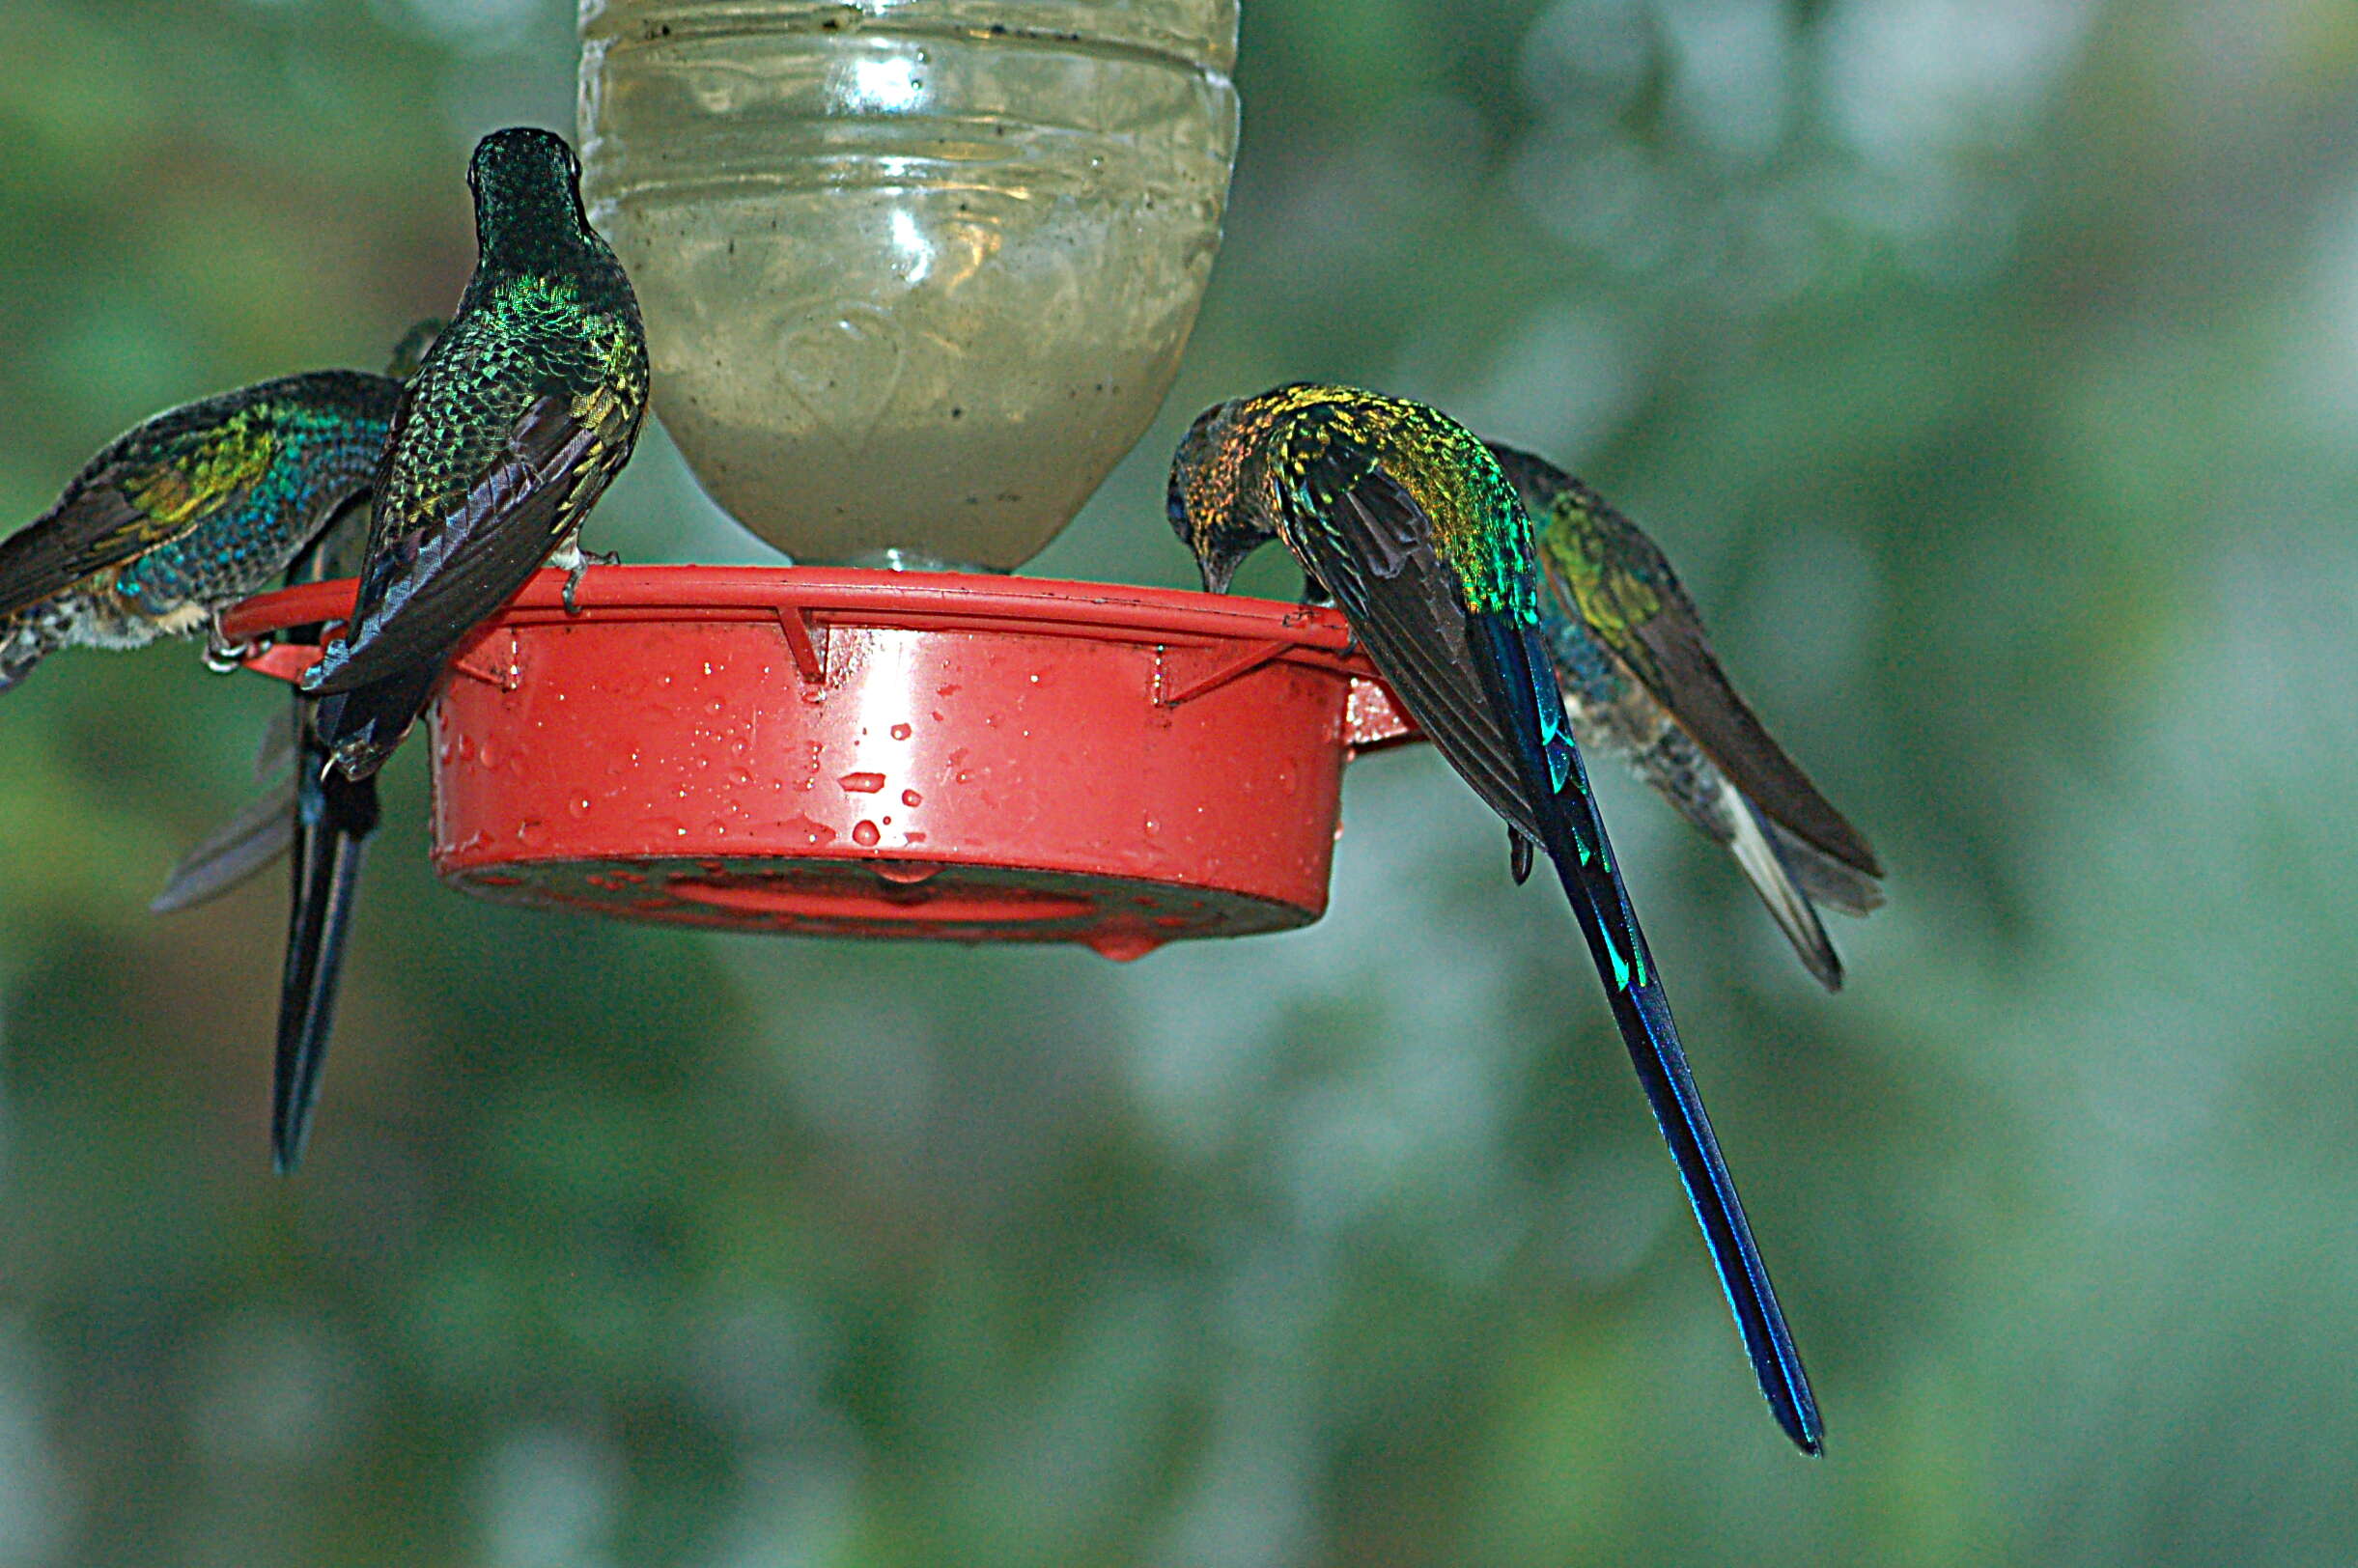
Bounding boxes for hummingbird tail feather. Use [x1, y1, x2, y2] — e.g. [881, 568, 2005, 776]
[312, 664, 440, 781]
[152, 775, 297, 914]
[1469, 612, 1823, 1455]
[272, 728, 378, 1173]
[1771, 824, 1885, 918]
[1725, 791, 1843, 993]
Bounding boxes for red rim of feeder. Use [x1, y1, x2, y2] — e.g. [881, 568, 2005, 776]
[222, 565, 1423, 961]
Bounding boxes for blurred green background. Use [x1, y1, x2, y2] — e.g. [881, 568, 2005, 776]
[6, 0, 2358, 1562]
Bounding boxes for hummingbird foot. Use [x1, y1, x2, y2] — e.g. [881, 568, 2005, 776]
[556, 545, 622, 615]
[203, 607, 264, 673]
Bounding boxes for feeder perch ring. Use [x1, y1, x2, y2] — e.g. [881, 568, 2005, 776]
[221, 566, 1423, 961]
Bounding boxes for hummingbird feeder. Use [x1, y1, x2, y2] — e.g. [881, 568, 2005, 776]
[224, 568, 1415, 961]
[226, 0, 1422, 961]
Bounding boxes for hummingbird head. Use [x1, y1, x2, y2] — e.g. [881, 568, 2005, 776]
[1167, 398, 1271, 596]
[466, 127, 597, 270]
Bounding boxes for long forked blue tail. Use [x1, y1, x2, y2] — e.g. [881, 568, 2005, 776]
[273, 707, 378, 1173]
[1468, 612, 1822, 1455]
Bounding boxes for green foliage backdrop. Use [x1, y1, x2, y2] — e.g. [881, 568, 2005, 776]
[6, 1, 2358, 1563]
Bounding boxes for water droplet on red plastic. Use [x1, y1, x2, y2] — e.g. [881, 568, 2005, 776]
[874, 859, 940, 885]
[902, 790, 922, 807]
[1086, 931, 1161, 962]
[838, 771, 886, 794]
[890, 723, 912, 741]
[852, 820, 882, 848]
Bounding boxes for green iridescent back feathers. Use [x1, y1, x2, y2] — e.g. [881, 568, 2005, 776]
[0, 371, 402, 686]
[305, 127, 647, 777]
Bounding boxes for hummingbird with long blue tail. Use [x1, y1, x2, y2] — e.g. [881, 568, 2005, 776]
[1169, 383, 1823, 1453]
[1484, 444, 1883, 991]
[0, 371, 404, 689]
[302, 126, 648, 781]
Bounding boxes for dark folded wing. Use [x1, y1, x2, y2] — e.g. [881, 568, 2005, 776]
[1281, 453, 1539, 840]
[1614, 583, 1880, 877]
[0, 472, 218, 618]
[306, 395, 597, 695]
[1521, 470, 1881, 880]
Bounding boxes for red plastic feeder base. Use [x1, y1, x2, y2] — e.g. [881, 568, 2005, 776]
[223, 567, 1418, 961]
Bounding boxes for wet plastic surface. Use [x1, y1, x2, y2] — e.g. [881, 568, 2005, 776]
[223, 566, 1419, 960]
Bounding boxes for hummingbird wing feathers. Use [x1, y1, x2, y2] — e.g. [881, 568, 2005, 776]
[1516, 458, 1879, 880]
[306, 389, 604, 695]
[1274, 422, 1536, 832]
[308, 280, 642, 702]
[0, 372, 398, 633]
[0, 484, 203, 619]
[0, 406, 284, 616]
[1776, 828, 1882, 916]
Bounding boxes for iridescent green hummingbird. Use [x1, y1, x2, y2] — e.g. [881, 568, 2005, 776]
[150, 320, 445, 1172]
[0, 372, 403, 688]
[1170, 383, 1821, 1454]
[154, 319, 447, 915]
[303, 126, 648, 779]
[1486, 445, 1883, 991]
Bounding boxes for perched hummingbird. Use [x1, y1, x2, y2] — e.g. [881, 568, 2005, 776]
[148, 320, 445, 1172]
[153, 319, 449, 916]
[1170, 383, 1821, 1453]
[0, 372, 404, 689]
[302, 126, 648, 780]
[1485, 445, 1883, 991]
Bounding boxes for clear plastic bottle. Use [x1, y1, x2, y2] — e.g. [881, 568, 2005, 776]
[578, 0, 1239, 570]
